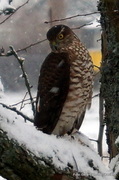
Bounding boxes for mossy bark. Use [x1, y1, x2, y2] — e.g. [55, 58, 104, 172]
[98, 0, 119, 159]
[0, 129, 96, 180]
[0, 129, 55, 180]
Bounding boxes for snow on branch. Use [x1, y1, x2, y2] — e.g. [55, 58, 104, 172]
[110, 154, 119, 179]
[0, 105, 115, 180]
[0, 0, 15, 15]
[0, 0, 30, 25]
[0, 102, 33, 123]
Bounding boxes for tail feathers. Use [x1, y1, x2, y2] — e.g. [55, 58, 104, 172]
[34, 107, 61, 134]
[75, 110, 86, 130]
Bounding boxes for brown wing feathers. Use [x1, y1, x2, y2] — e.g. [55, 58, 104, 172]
[34, 52, 70, 134]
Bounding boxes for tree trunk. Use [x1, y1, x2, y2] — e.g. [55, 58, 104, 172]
[98, 0, 119, 159]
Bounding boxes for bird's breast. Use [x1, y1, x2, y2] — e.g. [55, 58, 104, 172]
[52, 45, 93, 136]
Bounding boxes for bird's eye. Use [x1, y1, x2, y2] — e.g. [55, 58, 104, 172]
[58, 33, 64, 40]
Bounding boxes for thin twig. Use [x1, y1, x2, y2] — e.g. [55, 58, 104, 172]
[44, 11, 99, 24]
[0, 0, 30, 25]
[102, 156, 109, 159]
[0, 103, 33, 123]
[89, 138, 98, 143]
[20, 101, 36, 109]
[10, 97, 36, 107]
[72, 154, 79, 172]
[72, 23, 93, 30]
[20, 92, 28, 110]
[93, 65, 100, 70]
[9, 46, 35, 116]
[17, 39, 47, 52]
[0, 39, 47, 57]
[92, 93, 99, 99]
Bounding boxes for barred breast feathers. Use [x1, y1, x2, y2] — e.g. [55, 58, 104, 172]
[61, 39, 94, 107]
[52, 39, 94, 135]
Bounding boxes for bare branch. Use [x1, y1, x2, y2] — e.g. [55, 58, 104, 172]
[0, 39, 47, 57]
[72, 23, 93, 30]
[93, 65, 100, 70]
[10, 97, 36, 107]
[20, 92, 28, 110]
[0, 0, 30, 25]
[44, 11, 99, 24]
[89, 138, 98, 143]
[17, 39, 47, 52]
[72, 154, 79, 172]
[0, 103, 33, 123]
[92, 93, 99, 99]
[9, 46, 35, 116]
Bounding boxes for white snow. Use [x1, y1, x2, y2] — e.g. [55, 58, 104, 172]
[0, 0, 15, 15]
[0, 77, 4, 98]
[110, 155, 119, 177]
[115, 136, 119, 144]
[110, 135, 119, 176]
[86, 18, 100, 29]
[0, 177, 6, 180]
[0, 91, 115, 180]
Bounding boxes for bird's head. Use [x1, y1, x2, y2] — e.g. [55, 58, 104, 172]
[47, 25, 75, 52]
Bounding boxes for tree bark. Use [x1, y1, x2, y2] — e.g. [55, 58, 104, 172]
[98, 0, 119, 159]
[0, 129, 55, 180]
[0, 128, 97, 180]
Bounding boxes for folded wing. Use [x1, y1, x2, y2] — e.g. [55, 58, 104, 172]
[34, 52, 70, 134]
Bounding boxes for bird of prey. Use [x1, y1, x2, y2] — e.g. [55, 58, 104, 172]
[34, 25, 93, 136]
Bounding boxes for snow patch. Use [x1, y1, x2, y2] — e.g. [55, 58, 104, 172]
[0, 92, 115, 180]
[0, 77, 4, 98]
[0, 0, 15, 15]
[115, 136, 119, 144]
[0, 177, 6, 180]
[110, 155, 119, 178]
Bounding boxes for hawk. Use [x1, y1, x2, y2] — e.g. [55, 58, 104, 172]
[34, 25, 93, 136]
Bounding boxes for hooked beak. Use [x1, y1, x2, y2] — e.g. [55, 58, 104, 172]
[50, 41, 58, 52]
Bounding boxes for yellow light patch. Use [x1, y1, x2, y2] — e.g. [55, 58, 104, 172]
[89, 50, 102, 71]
